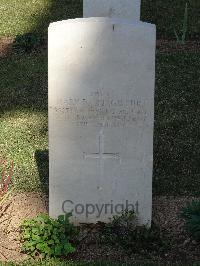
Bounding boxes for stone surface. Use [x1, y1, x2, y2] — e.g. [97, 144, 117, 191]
[83, 0, 141, 21]
[49, 18, 156, 225]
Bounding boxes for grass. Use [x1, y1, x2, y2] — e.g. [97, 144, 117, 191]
[141, 0, 200, 39]
[0, 0, 199, 39]
[0, 110, 48, 192]
[0, 50, 199, 195]
[0, 51, 48, 193]
[0, 0, 51, 37]
[154, 52, 200, 195]
[0, 0, 82, 38]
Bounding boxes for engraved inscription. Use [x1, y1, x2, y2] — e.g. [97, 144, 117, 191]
[50, 89, 148, 128]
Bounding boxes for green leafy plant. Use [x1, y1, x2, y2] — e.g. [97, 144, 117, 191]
[100, 210, 166, 253]
[174, 2, 188, 45]
[20, 213, 77, 259]
[181, 200, 200, 241]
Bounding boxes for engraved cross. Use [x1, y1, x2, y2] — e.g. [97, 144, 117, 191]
[83, 131, 120, 161]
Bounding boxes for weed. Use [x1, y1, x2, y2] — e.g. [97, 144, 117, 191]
[100, 211, 167, 253]
[20, 213, 78, 259]
[181, 200, 200, 241]
[174, 3, 188, 45]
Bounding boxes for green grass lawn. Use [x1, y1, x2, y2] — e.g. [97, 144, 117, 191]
[0, 0, 199, 39]
[0, 51, 48, 192]
[154, 52, 200, 195]
[0, 0, 82, 37]
[0, 50, 199, 195]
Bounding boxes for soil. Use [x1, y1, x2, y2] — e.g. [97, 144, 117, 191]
[0, 193, 48, 262]
[156, 40, 200, 53]
[0, 37, 14, 58]
[0, 193, 199, 264]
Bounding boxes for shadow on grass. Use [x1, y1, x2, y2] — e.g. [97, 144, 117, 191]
[0, 1, 84, 194]
[35, 150, 49, 196]
[12, 0, 83, 52]
[0, 51, 48, 114]
[1, 0, 83, 114]
[32, 0, 83, 37]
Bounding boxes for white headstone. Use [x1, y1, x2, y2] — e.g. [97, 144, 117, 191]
[49, 17, 156, 225]
[83, 0, 141, 21]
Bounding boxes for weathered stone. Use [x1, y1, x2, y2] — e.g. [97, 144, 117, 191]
[83, 0, 141, 20]
[49, 18, 156, 225]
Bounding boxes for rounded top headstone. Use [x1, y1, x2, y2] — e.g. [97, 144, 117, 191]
[83, 0, 141, 21]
